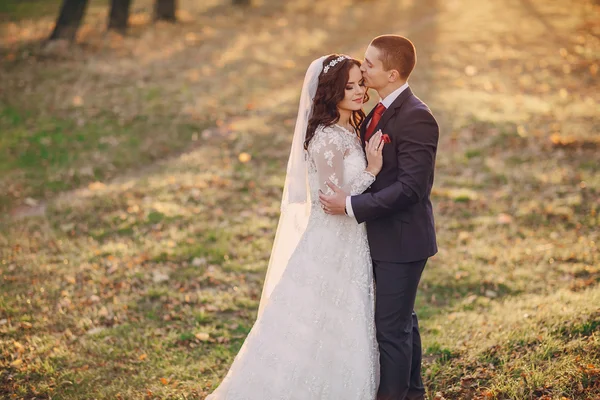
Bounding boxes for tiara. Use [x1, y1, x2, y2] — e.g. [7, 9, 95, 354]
[323, 55, 350, 74]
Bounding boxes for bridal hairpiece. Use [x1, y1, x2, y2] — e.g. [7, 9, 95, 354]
[323, 55, 350, 74]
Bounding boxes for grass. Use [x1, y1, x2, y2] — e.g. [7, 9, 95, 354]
[422, 290, 600, 399]
[0, 104, 208, 213]
[1, 0, 599, 398]
[0, 0, 63, 22]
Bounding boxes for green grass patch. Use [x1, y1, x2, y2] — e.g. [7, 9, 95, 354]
[0, 104, 208, 212]
[0, 0, 62, 21]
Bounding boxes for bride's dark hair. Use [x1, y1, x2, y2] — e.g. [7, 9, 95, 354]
[304, 54, 369, 150]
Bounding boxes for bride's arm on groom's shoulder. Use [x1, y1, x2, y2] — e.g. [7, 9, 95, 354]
[351, 108, 439, 224]
[313, 129, 376, 197]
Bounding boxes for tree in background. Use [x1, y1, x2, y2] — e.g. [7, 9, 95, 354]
[49, 0, 89, 41]
[154, 0, 176, 21]
[108, 0, 132, 33]
[49, 0, 178, 41]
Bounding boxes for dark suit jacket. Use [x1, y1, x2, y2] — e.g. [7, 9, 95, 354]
[351, 87, 439, 263]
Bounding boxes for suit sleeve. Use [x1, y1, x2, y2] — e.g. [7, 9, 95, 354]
[351, 108, 438, 224]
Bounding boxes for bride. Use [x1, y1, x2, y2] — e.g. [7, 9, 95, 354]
[206, 54, 386, 399]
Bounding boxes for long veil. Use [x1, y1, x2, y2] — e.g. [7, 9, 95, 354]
[257, 56, 327, 317]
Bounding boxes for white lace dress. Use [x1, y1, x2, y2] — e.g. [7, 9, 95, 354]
[206, 124, 379, 399]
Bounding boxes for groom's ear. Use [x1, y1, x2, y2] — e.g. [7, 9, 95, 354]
[388, 69, 401, 83]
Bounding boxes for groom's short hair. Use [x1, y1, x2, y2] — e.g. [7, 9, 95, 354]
[370, 35, 416, 80]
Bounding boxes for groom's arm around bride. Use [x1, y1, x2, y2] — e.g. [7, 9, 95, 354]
[352, 106, 438, 222]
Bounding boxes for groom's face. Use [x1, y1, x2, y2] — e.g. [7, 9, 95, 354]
[361, 45, 388, 91]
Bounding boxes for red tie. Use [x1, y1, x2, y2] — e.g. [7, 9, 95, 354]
[365, 103, 386, 142]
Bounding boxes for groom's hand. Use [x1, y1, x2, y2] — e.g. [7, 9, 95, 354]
[319, 181, 348, 215]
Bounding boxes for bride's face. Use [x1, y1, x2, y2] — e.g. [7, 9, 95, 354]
[337, 65, 366, 113]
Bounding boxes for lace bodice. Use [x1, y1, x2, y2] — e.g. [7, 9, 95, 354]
[307, 124, 375, 208]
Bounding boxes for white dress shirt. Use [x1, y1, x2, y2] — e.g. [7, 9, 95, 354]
[345, 82, 409, 219]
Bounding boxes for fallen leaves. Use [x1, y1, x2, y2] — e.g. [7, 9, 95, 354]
[88, 182, 107, 191]
[550, 133, 600, 149]
[192, 257, 207, 267]
[152, 270, 170, 283]
[496, 213, 513, 225]
[23, 197, 38, 207]
[238, 152, 252, 163]
[194, 332, 210, 342]
[72, 96, 84, 107]
[464, 65, 478, 76]
[86, 327, 106, 335]
[10, 359, 23, 368]
[20, 322, 33, 329]
[13, 341, 25, 353]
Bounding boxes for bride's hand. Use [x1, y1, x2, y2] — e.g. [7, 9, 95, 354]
[365, 130, 385, 176]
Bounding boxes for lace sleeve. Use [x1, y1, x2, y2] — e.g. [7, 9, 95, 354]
[310, 127, 376, 196]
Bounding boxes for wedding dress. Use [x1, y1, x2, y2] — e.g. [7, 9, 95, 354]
[206, 124, 379, 399]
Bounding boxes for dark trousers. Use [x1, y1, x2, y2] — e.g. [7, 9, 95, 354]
[374, 258, 427, 400]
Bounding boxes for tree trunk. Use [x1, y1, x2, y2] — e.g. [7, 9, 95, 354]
[108, 0, 132, 33]
[233, 0, 251, 5]
[49, 0, 90, 41]
[154, 0, 176, 22]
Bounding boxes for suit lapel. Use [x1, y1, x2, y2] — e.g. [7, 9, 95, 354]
[375, 87, 414, 133]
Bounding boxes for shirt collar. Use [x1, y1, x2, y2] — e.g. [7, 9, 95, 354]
[380, 82, 409, 109]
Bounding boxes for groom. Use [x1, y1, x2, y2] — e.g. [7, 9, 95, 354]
[319, 35, 439, 400]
